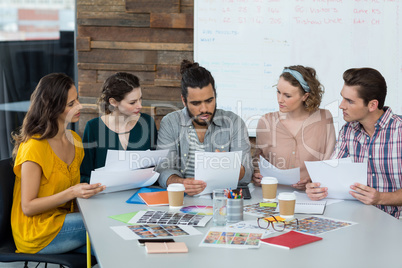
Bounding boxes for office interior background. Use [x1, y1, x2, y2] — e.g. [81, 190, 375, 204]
[0, 0, 75, 160]
[0, 0, 194, 161]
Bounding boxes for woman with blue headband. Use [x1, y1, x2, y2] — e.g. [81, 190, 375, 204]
[253, 65, 336, 190]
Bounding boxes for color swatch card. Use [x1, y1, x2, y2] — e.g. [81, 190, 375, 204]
[199, 227, 265, 249]
[138, 191, 169, 206]
[111, 224, 201, 240]
[260, 231, 323, 249]
[180, 206, 213, 215]
[129, 210, 212, 227]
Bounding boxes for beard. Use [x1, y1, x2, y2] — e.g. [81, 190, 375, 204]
[187, 104, 216, 126]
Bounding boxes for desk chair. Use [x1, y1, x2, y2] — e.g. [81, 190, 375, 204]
[0, 158, 97, 268]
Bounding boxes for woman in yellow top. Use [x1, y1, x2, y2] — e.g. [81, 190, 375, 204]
[11, 73, 105, 254]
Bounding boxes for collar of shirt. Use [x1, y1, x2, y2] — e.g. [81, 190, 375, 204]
[349, 106, 393, 133]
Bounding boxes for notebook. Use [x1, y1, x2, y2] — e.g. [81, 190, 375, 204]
[260, 231, 323, 249]
[274, 200, 326, 214]
[145, 242, 188, 254]
[138, 191, 169, 206]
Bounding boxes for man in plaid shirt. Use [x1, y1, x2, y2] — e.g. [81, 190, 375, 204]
[306, 68, 402, 218]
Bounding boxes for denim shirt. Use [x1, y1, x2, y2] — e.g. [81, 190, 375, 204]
[156, 108, 252, 188]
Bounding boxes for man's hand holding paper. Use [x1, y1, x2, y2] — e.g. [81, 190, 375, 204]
[305, 158, 367, 200]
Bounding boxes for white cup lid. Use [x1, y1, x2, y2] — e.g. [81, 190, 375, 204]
[167, 183, 185, 192]
[261, 177, 278, 184]
[278, 192, 296, 200]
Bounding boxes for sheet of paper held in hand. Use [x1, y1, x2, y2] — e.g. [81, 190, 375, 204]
[103, 149, 169, 170]
[90, 149, 167, 193]
[195, 151, 242, 195]
[258, 156, 300, 185]
[90, 168, 159, 193]
[305, 158, 367, 200]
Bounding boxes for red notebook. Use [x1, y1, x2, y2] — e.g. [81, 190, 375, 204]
[138, 191, 169, 206]
[260, 231, 322, 249]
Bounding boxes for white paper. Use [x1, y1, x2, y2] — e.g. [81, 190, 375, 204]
[305, 159, 367, 200]
[195, 151, 242, 195]
[104, 149, 169, 170]
[129, 210, 212, 227]
[258, 156, 300, 185]
[293, 191, 343, 206]
[90, 168, 159, 193]
[111, 224, 202, 240]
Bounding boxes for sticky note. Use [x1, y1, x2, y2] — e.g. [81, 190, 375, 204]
[260, 202, 277, 208]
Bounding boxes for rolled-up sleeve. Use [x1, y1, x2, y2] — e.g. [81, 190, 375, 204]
[156, 114, 183, 188]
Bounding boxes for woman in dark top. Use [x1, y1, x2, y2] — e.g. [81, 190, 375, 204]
[81, 72, 157, 183]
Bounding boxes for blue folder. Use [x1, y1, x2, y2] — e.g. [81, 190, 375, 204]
[126, 187, 166, 204]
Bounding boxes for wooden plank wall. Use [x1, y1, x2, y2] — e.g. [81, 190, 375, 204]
[76, 0, 194, 135]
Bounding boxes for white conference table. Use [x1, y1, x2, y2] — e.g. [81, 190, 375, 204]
[77, 185, 402, 268]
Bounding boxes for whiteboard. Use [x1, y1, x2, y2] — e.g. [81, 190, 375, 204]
[194, 0, 402, 136]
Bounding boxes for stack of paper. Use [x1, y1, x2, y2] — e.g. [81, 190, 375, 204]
[90, 150, 168, 193]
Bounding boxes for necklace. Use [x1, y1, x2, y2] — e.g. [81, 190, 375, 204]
[116, 130, 131, 135]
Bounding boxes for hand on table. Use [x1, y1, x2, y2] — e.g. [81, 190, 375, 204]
[306, 182, 327, 200]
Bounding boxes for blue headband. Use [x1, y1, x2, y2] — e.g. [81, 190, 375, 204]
[282, 69, 310, 92]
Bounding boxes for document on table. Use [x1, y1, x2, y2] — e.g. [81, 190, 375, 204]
[103, 149, 169, 170]
[195, 151, 242, 195]
[111, 224, 202, 240]
[199, 227, 265, 249]
[90, 168, 159, 193]
[305, 159, 367, 200]
[129, 210, 212, 227]
[258, 156, 300, 185]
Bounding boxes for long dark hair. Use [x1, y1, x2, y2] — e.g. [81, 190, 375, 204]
[12, 73, 74, 159]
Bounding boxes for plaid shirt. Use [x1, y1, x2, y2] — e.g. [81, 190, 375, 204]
[332, 107, 402, 218]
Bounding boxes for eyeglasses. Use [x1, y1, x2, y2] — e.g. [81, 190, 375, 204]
[257, 215, 299, 232]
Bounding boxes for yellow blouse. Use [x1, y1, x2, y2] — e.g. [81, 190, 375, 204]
[11, 131, 84, 253]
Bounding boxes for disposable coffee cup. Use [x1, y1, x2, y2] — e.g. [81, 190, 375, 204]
[261, 177, 278, 201]
[167, 183, 185, 209]
[278, 192, 296, 220]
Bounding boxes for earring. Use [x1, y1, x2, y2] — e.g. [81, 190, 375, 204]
[108, 104, 115, 111]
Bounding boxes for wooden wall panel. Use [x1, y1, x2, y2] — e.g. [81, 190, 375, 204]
[97, 71, 155, 84]
[78, 49, 158, 64]
[150, 13, 193, 29]
[126, 0, 180, 13]
[78, 26, 193, 43]
[77, 0, 194, 135]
